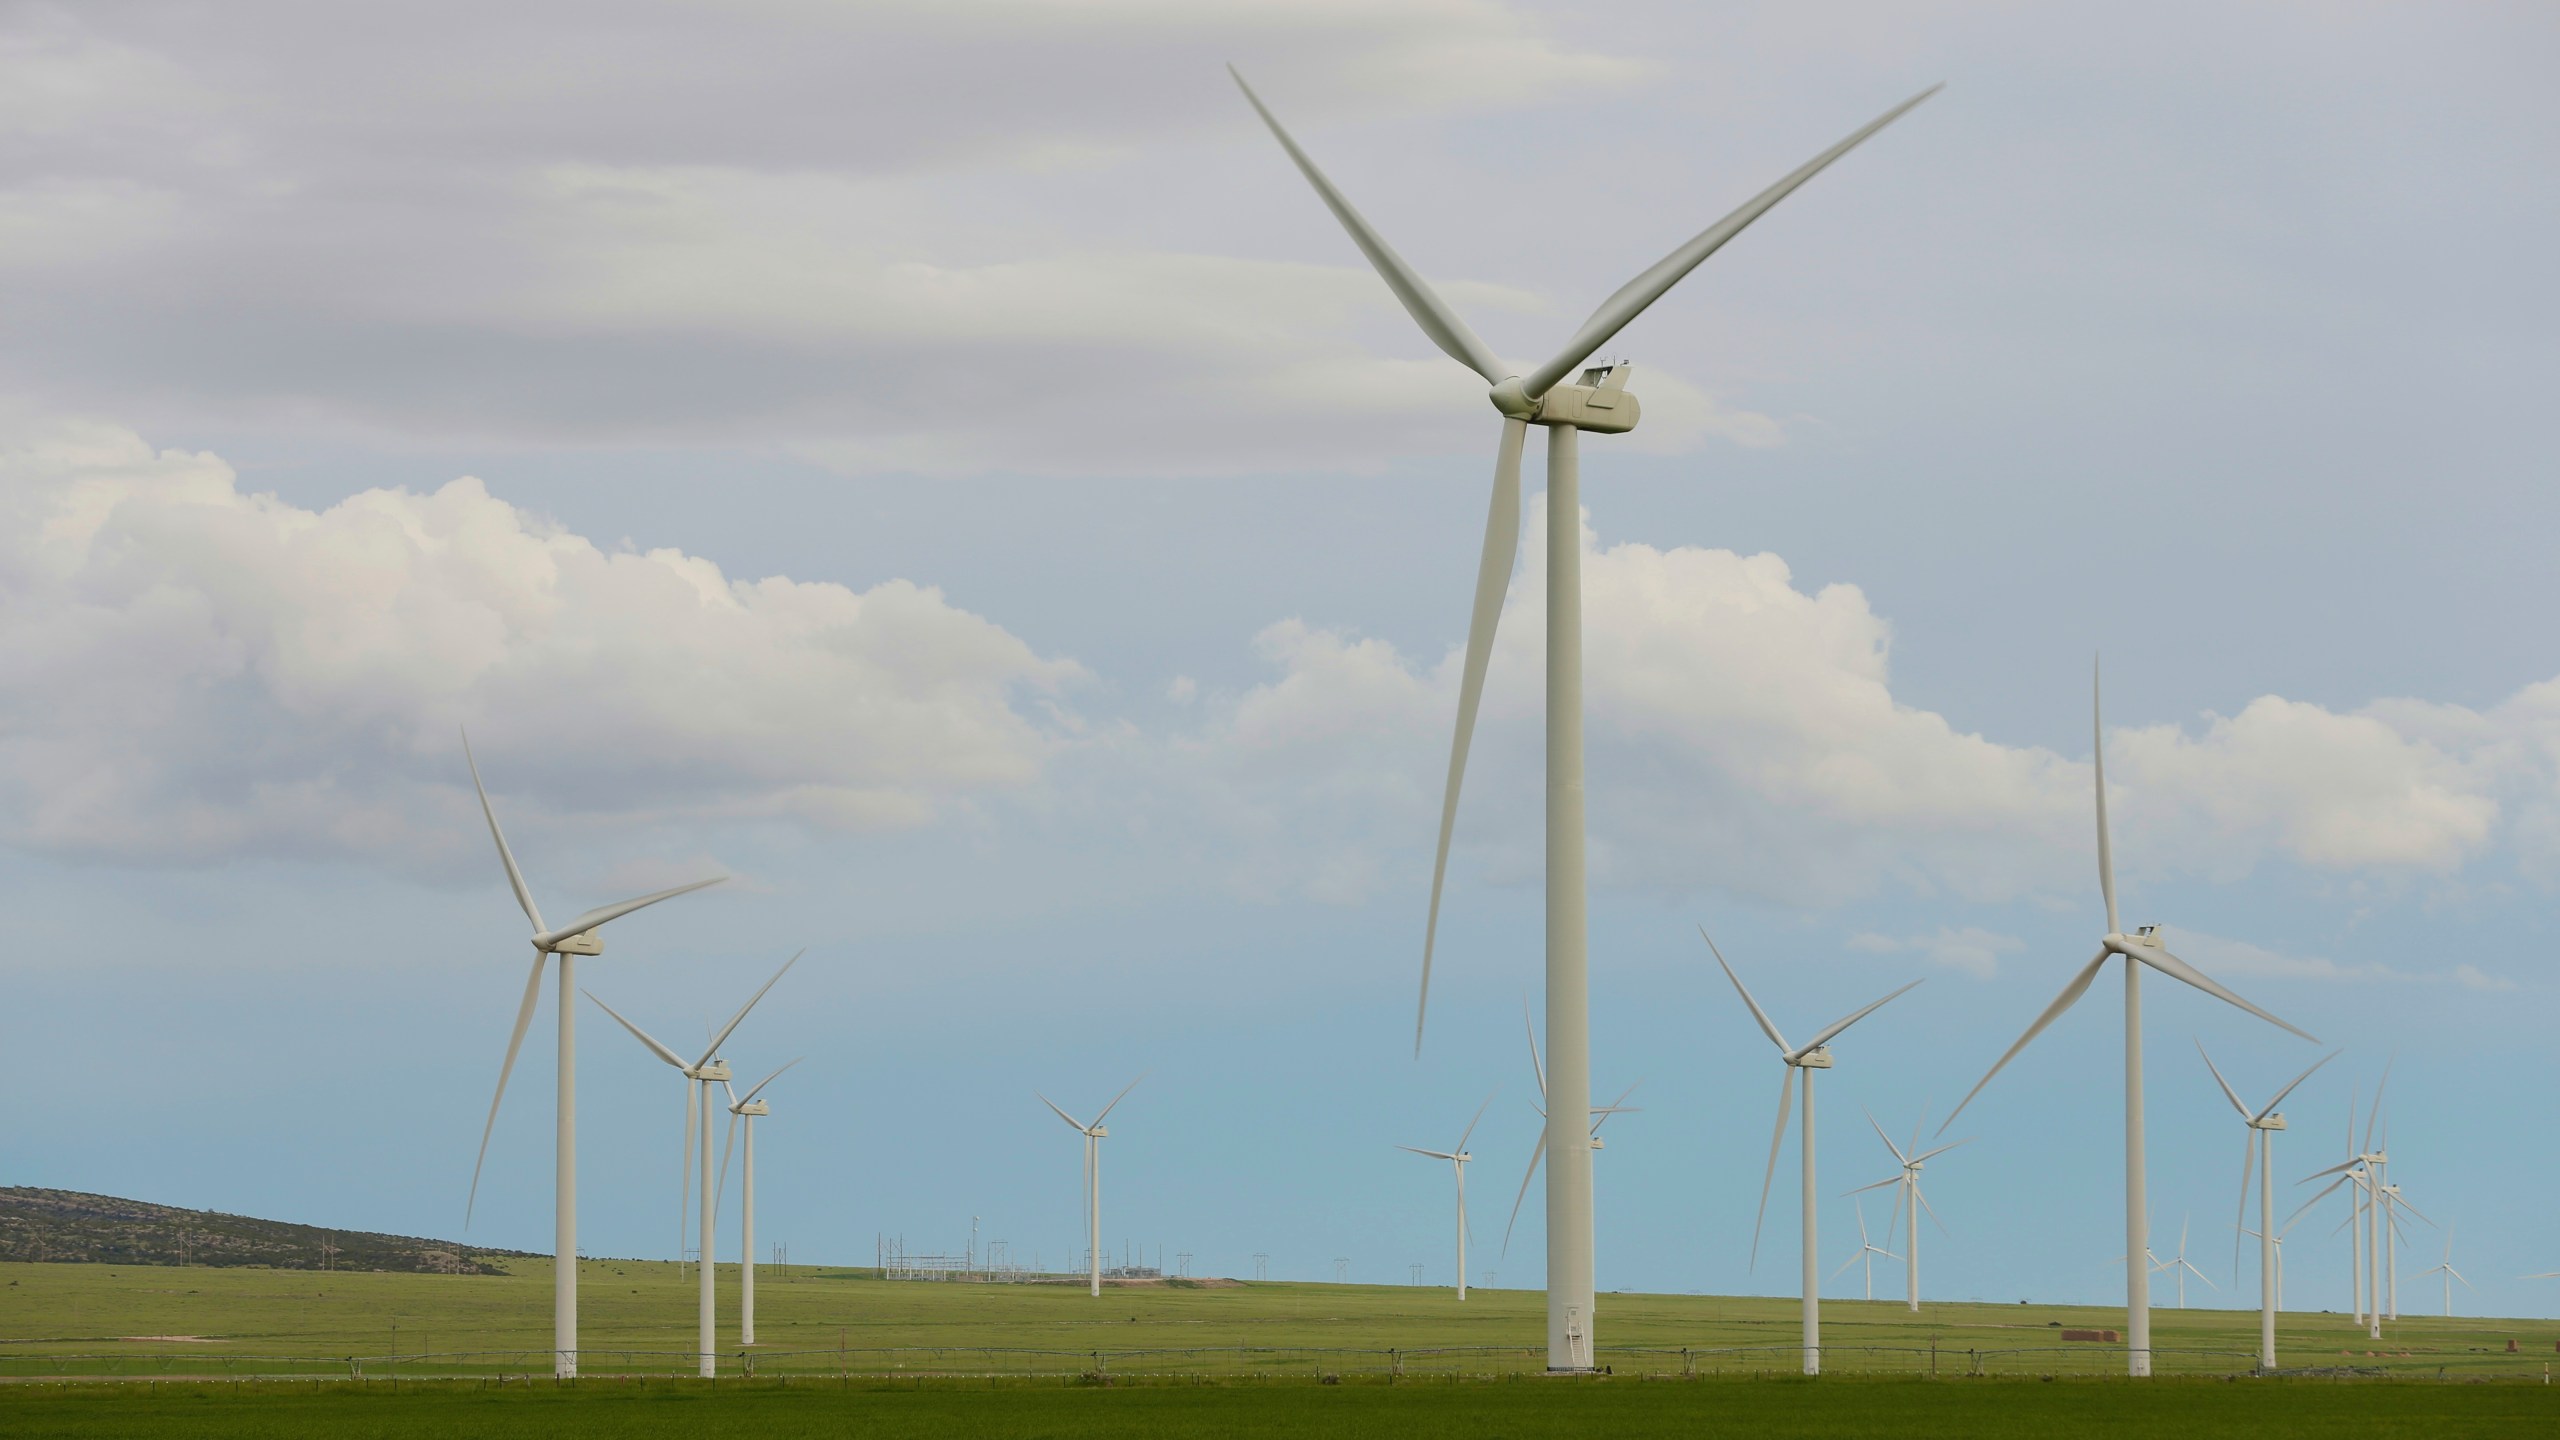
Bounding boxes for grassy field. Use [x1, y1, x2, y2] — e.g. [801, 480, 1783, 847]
[4, 1257, 2555, 1381]
[2, 1376, 2554, 1440]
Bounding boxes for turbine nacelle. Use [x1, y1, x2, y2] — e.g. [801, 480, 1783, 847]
[685, 1058, 732, 1083]
[1788, 1046, 1836, 1070]
[548, 929, 604, 956]
[732, 1098, 770, 1117]
[2102, 925, 2165, 955]
[1486, 362, 1641, 433]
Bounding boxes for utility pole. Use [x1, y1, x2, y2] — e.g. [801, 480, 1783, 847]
[1334, 1258, 1349, 1284]
[1253, 1253, 1270, 1281]
[1411, 1263, 1424, 1286]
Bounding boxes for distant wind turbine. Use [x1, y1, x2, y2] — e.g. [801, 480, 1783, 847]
[1232, 64, 1938, 1373]
[1707, 929, 1920, 1377]
[1398, 1092, 1495, 1302]
[1844, 1108, 1969, 1314]
[1830, 1199, 1900, 1302]
[2152, 1214, 2214, 1310]
[1038, 1077, 1143, 1298]
[587, 951, 799, 1378]
[1943, 665, 2315, 1377]
[1502, 1004, 1639, 1266]
[459, 731, 724, 1379]
[2197, 1041, 2334, 1370]
[2416, 1225, 2472, 1317]
[716, 1058, 802, 1346]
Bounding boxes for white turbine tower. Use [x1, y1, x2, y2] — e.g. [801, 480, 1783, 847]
[1398, 1093, 1495, 1302]
[1942, 665, 2316, 1377]
[1830, 1200, 1900, 1303]
[586, 952, 799, 1378]
[2298, 1072, 2398, 1337]
[2197, 1041, 2333, 1370]
[459, 733, 724, 1379]
[2153, 1214, 2214, 1309]
[1232, 68, 1937, 1372]
[1707, 931, 1920, 1376]
[2417, 1225, 2471, 1317]
[1039, 1077, 1142, 1298]
[716, 1058, 801, 1346]
[1844, 1109, 1970, 1314]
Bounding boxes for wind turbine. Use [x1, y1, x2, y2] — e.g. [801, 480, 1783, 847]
[1502, 1005, 1639, 1270]
[2297, 1069, 2395, 1337]
[459, 732, 724, 1379]
[1707, 931, 1920, 1376]
[1844, 1108, 1969, 1314]
[1038, 1077, 1142, 1298]
[1397, 1092, 1495, 1302]
[2237, 1210, 2310, 1313]
[2153, 1214, 2214, 1310]
[2197, 1041, 2334, 1370]
[716, 1058, 801, 1346]
[1830, 1199, 1900, 1302]
[586, 952, 799, 1378]
[1942, 665, 2316, 1377]
[1232, 67, 1937, 1372]
[2417, 1224, 2471, 1317]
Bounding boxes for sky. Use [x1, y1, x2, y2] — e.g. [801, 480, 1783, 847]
[3, 0, 2557, 1327]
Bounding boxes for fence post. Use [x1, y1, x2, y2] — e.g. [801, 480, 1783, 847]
[1930, 1337, 1937, 1379]
[1683, 1347, 1694, 1379]
[1390, 1347, 1401, 1380]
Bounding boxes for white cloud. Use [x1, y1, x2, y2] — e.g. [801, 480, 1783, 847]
[0, 419, 1079, 867]
[2167, 930, 2520, 993]
[1847, 927, 2025, 979]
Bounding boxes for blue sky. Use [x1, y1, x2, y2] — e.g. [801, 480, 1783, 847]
[2, 1, 2555, 1323]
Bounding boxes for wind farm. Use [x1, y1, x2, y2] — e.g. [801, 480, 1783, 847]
[6, 7, 2560, 1440]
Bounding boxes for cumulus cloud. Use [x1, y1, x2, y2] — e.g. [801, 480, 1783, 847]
[0, 419, 1078, 866]
[1157, 501, 2548, 910]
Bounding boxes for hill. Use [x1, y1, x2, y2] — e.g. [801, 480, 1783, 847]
[0, 1188, 529, 1275]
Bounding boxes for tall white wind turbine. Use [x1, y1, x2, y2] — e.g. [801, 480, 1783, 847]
[1039, 1077, 1143, 1298]
[587, 952, 800, 1378]
[1830, 1200, 1900, 1303]
[1942, 665, 2316, 1377]
[1502, 1007, 1639, 1270]
[1844, 1108, 1970, 1314]
[717, 1058, 802, 1346]
[1398, 1092, 1495, 1301]
[2197, 1041, 2333, 1370]
[2417, 1224, 2471, 1317]
[459, 732, 724, 1379]
[1708, 931, 1920, 1376]
[1232, 68, 1937, 1371]
[2297, 1070, 2394, 1337]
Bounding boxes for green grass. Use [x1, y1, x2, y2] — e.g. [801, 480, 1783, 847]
[1, 1376, 2553, 1439]
[5, 1257, 2554, 1379]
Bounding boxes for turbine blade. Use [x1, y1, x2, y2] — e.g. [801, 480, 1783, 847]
[720, 1076, 738, 1110]
[2392, 1191, 2435, 1228]
[715, 1107, 738, 1218]
[2254, 1049, 2339, 1123]
[1799, 976, 1925, 1055]
[462, 728, 546, 936]
[1417, 418, 1527, 1054]
[1914, 1180, 1950, 1238]
[1229, 67, 1505, 384]
[584, 990, 688, 1070]
[2365, 1057, 2393, 1152]
[2093, 661, 2118, 935]
[1523, 999, 1547, 1103]
[698, 950, 803, 1065]
[2285, 1175, 2348, 1229]
[1842, 1175, 1902, 1197]
[1750, 1068, 1795, 1271]
[1699, 928, 1792, 1053]
[1860, 1105, 1910, 1166]
[1502, 1124, 1547, 1259]
[2298, 1156, 2362, 1183]
[1911, 1137, 1973, 1166]
[465, 952, 549, 1225]
[1036, 1093, 1088, 1132]
[2136, 947, 2316, 1042]
[1092, 1073, 1147, 1127]
[2234, 1129, 2256, 1284]
[533, 877, 725, 952]
[740, 1057, 802, 1105]
[1831, 1251, 1865, 1282]
[1519, 86, 1940, 400]
[1397, 1145, 1459, 1161]
[2194, 1041, 2250, 1118]
[1455, 1087, 1497, 1154]
[1941, 948, 2109, 1130]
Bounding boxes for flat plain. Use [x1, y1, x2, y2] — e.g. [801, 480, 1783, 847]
[4, 1259, 2554, 1436]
